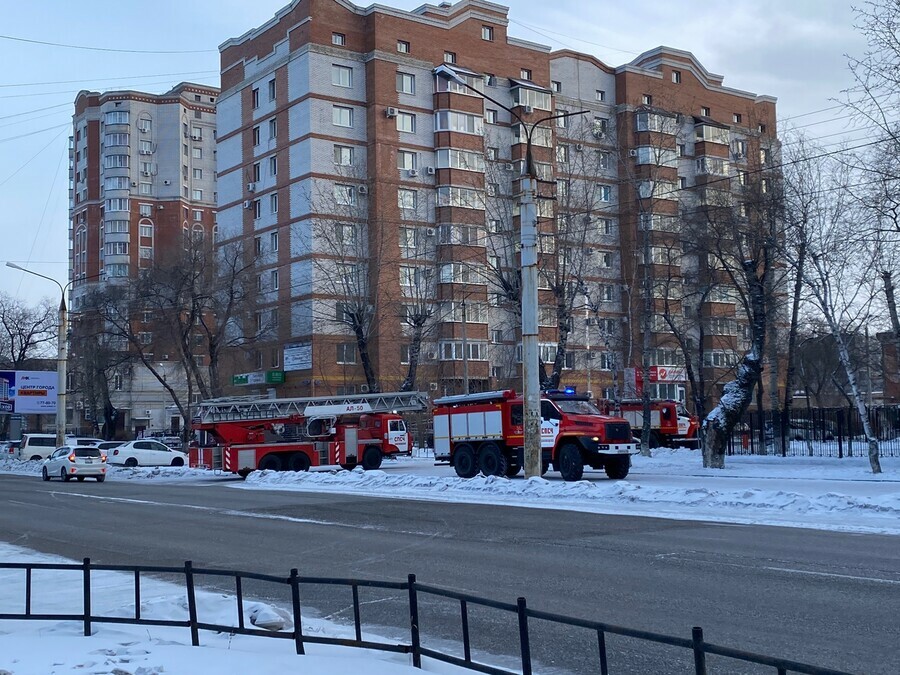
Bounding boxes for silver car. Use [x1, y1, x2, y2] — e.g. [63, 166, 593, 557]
[42, 446, 108, 482]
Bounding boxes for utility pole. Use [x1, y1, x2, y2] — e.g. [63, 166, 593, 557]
[461, 299, 469, 394]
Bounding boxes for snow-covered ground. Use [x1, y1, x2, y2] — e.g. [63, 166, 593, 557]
[3, 449, 898, 535]
[0, 542, 465, 675]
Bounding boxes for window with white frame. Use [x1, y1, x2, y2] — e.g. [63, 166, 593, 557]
[597, 284, 614, 301]
[512, 87, 550, 110]
[396, 112, 416, 133]
[334, 145, 354, 166]
[270, 231, 279, 251]
[105, 133, 129, 147]
[397, 40, 409, 53]
[332, 106, 353, 127]
[335, 223, 358, 247]
[334, 184, 357, 206]
[706, 317, 737, 335]
[438, 224, 484, 246]
[595, 184, 611, 203]
[140, 182, 152, 195]
[104, 242, 129, 256]
[439, 341, 487, 361]
[434, 111, 483, 134]
[397, 150, 417, 171]
[332, 65, 353, 88]
[105, 111, 129, 125]
[105, 198, 129, 212]
[398, 188, 418, 210]
[396, 72, 415, 94]
[512, 124, 551, 147]
[439, 263, 483, 284]
[436, 186, 484, 209]
[105, 154, 129, 169]
[270, 193, 278, 214]
[332, 32, 346, 46]
[336, 343, 357, 364]
[634, 146, 678, 167]
[435, 148, 485, 172]
[703, 349, 738, 367]
[269, 269, 279, 290]
[481, 25, 494, 41]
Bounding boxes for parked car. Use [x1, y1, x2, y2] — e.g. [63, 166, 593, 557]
[97, 441, 124, 452]
[65, 436, 105, 447]
[108, 439, 188, 467]
[17, 434, 59, 461]
[41, 446, 107, 482]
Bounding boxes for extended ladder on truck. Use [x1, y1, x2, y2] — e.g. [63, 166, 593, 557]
[195, 391, 430, 423]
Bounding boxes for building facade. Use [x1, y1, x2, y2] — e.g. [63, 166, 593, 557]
[68, 83, 220, 436]
[215, 0, 779, 407]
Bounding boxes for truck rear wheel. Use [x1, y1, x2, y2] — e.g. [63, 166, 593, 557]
[361, 446, 383, 470]
[477, 442, 508, 477]
[288, 452, 311, 472]
[258, 454, 282, 472]
[557, 444, 584, 482]
[453, 444, 478, 479]
[604, 455, 630, 479]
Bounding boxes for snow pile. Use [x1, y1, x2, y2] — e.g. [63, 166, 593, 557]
[0, 542, 459, 675]
[241, 451, 900, 534]
[0, 456, 223, 482]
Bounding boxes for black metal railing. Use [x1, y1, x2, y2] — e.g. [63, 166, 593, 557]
[0, 559, 853, 675]
[726, 405, 900, 457]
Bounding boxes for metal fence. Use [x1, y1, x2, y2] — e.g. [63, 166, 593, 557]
[0, 558, 853, 675]
[726, 406, 900, 457]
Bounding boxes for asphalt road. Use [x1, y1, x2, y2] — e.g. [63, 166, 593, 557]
[0, 474, 897, 674]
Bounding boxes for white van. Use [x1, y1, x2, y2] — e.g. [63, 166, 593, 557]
[17, 434, 59, 461]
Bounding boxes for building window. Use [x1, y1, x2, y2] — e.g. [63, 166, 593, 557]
[397, 150, 417, 171]
[396, 72, 415, 94]
[596, 90, 606, 102]
[270, 231, 278, 251]
[334, 184, 357, 206]
[758, 123, 767, 133]
[481, 25, 494, 41]
[334, 144, 354, 166]
[269, 118, 277, 139]
[551, 80, 561, 93]
[252, 126, 260, 145]
[701, 106, 711, 117]
[332, 64, 353, 88]
[332, 32, 346, 46]
[253, 199, 261, 219]
[193, 168, 202, 179]
[252, 163, 261, 182]
[485, 109, 498, 124]
[270, 193, 278, 214]
[397, 40, 410, 53]
[336, 343, 357, 364]
[520, 68, 531, 80]
[193, 209, 202, 221]
[139, 204, 152, 217]
[139, 182, 152, 195]
[270, 269, 279, 290]
[267, 157, 277, 177]
[192, 147, 202, 159]
[190, 188, 202, 201]
[485, 73, 497, 86]
[333, 105, 353, 127]
[642, 94, 653, 106]
[268, 78, 276, 101]
[252, 88, 259, 109]
[444, 51, 456, 64]
[398, 188, 417, 210]
[397, 112, 416, 133]
[733, 113, 742, 124]
[672, 70, 681, 84]
[435, 110, 483, 134]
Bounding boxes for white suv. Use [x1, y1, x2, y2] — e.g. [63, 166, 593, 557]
[17, 434, 59, 461]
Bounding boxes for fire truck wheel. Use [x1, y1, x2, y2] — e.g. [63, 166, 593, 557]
[604, 456, 630, 479]
[477, 443, 508, 477]
[361, 446, 383, 470]
[505, 463, 521, 478]
[340, 462, 358, 470]
[557, 444, 584, 482]
[258, 454, 283, 472]
[453, 444, 478, 478]
[288, 452, 311, 472]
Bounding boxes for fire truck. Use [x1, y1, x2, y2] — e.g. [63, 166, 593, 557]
[598, 399, 699, 448]
[433, 389, 637, 481]
[193, 391, 429, 475]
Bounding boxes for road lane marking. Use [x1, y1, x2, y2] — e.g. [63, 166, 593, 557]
[762, 566, 900, 586]
[50, 491, 440, 537]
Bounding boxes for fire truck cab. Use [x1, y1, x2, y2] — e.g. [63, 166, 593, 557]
[598, 399, 699, 448]
[193, 391, 428, 475]
[433, 389, 637, 481]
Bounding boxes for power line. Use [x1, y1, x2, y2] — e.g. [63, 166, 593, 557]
[0, 102, 71, 120]
[0, 73, 220, 100]
[0, 123, 71, 144]
[508, 18, 640, 57]
[0, 129, 67, 188]
[0, 70, 220, 89]
[0, 33, 217, 54]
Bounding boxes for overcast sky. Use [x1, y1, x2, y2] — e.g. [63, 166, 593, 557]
[0, 0, 869, 304]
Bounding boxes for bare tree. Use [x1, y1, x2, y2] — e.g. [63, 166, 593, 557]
[0, 293, 56, 369]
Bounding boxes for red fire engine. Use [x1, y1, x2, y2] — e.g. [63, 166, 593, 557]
[597, 399, 699, 448]
[193, 391, 429, 475]
[433, 389, 637, 481]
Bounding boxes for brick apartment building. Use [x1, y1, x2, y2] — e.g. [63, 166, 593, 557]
[215, 0, 779, 405]
[68, 82, 220, 435]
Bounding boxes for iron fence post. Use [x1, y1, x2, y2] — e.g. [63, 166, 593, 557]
[517, 597, 533, 675]
[290, 568, 305, 655]
[837, 409, 844, 459]
[692, 626, 707, 675]
[184, 561, 199, 646]
[82, 557, 91, 636]
[408, 574, 422, 668]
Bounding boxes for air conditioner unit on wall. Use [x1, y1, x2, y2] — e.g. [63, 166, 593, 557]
[629, 149, 638, 157]
[360, 384, 370, 393]
[523, 105, 534, 114]
[247, 182, 256, 192]
[408, 169, 419, 177]
[243, 200, 253, 209]
[575, 144, 584, 152]
[426, 166, 435, 176]
[429, 382, 438, 391]
[357, 185, 368, 195]
[385, 107, 398, 118]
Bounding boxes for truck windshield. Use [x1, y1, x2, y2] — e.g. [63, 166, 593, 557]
[553, 400, 602, 416]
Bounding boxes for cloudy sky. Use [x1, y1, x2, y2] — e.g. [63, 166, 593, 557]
[0, 0, 870, 304]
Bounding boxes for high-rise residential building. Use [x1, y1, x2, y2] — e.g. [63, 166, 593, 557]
[68, 82, 220, 436]
[216, 0, 779, 406]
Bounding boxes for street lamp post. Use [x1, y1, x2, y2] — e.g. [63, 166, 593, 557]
[6, 262, 68, 447]
[434, 65, 587, 478]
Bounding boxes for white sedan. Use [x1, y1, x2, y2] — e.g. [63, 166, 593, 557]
[108, 439, 189, 467]
[42, 446, 107, 482]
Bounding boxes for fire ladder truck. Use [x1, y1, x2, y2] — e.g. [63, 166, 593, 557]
[193, 391, 429, 475]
